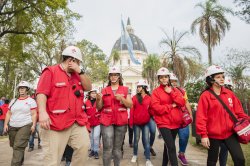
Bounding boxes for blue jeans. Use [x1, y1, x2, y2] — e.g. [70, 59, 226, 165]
[0, 120, 4, 135]
[29, 124, 40, 148]
[90, 125, 101, 152]
[219, 142, 228, 166]
[148, 117, 156, 147]
[133, 123, 150, 160]
[178, 125, 190, 153]
[101, 125, 127, 166]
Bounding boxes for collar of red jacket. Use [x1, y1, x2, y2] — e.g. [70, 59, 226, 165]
[210, 86, 228, 94]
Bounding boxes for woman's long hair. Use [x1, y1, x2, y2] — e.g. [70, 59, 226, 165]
[136, 86, 150, 104]
[107, 74, 123, 86]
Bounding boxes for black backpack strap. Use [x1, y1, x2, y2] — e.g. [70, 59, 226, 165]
[207, 89, 238, 123]
[9, 98, 18, 110]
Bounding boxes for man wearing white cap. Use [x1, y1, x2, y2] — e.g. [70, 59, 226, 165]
[36, 46, 92, 165]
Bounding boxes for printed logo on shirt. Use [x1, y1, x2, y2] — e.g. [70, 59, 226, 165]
[228, 98, 233, 107]
[55, 82, 66, 87]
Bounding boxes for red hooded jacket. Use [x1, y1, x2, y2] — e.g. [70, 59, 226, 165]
[129, 94, 151, 127]
[151, 84, 185, 129]
[85, 99, 100, 127]
[196, 87, 249, 139]
[0, 104, 9, 120]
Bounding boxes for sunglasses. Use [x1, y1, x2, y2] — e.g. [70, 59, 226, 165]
[109, 73, 120, 77]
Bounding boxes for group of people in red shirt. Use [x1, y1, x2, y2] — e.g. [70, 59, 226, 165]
[2, 45, 249, 166]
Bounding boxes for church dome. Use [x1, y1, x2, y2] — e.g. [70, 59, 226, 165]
[112, 18, 147, 53]
[112, 34, 147, 53]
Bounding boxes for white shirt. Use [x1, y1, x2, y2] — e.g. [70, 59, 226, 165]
[9, 97, 37, 127]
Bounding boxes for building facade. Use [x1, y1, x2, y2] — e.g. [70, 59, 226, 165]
[110, 18, 148, 95]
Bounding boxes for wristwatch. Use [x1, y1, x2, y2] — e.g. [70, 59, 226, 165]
[78, 68, 85, 75]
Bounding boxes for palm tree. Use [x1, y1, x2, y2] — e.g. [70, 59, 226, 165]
[142, 54, 161, 90]
[109, 49, 121, 66]
[191, 0, 232, 65]
[160, 28, 201, 86]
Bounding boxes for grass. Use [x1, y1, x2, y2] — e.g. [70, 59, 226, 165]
[189, 135, 250, 165]
[227, 143, 250, 166]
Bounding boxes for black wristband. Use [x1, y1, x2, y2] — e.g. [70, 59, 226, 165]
[79, 69, 85, 75]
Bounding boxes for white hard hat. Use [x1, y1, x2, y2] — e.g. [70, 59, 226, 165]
[204, 65, 224, 78]
[62, 46, 82, 62]
[17, 81, 30, 89]
[109, 66, 121, 74]
[170, 73, 178, 81]
[224, 76, 233, 86]
[89, 88, 99, 93]
[157, 67, 170, 76]
[137, 79, 148, 87]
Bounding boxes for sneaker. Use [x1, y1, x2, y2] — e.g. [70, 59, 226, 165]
[131, 155, 137, 163]
[28, 147, 34, 152]
[146, 160, 153, 166]
[88, 150, 95, 157]
[129, 143, 133, 148]
[150, 148, 156, 156]
[94, 152, 99, 159]
[38, 144, 42, 149]
[178, 153, 188, 165]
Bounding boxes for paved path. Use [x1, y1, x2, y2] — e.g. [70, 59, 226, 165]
[0, 132, 208, 166]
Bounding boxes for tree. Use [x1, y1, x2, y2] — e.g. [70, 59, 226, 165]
[191, 0, 232, 65]
[142, 54, 161, 91]
[185, 80, 207, 103]
[109, 49, 121, 66]
[234, 0, 250, 24]
[0, 0, 80, 38]
[160, 28, 201, 86]
[77, 39, 109, 86]
[223, 49, 250, 113]
[0, 0, 80, 97]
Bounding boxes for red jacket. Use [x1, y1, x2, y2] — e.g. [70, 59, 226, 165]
[151, 84, 185, 129]
[100, 86, 128, 126]
[129, 95, 151, 127]
[85, 99, 100, 127]
[196, 87, 249, 139]
[0, 104, 9, 120]
[36, 64, 88, 131]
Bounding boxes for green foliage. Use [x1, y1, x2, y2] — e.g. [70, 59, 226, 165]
[109, 49, 121, 66]
[160, 28, 201, 86]
[191, 0, 232, 65]
[0, 0, 81, 98]
[142, 54, 161, 90]
[234, 0, 250, 24]
[185, 80, 207, 103]
[77, 39, 108, 85]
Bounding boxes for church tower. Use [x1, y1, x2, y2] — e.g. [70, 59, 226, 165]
[110, 18, 148, 94]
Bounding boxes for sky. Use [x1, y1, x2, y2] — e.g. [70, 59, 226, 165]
[68, 0, 250, 64]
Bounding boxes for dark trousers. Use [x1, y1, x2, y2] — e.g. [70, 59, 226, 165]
[207, 134, 245, 166]
[219, 142, 228, 166]
[63, 145, 74, 162]
[160, 128, 179, 166]
[128, 124, 133, 144]
[8, 123, 32, 166]
[29, 124, 41, 148]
